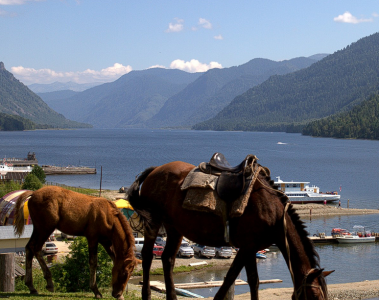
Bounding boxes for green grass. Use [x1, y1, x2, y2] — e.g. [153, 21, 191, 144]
[0, 290, 144, 300]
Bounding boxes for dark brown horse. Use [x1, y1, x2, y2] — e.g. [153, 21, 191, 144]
[127, 160, 333, 300]
[14, 186, 139, 300]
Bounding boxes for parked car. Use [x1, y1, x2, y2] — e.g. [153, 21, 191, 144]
[155, 236, 166, 247]
[153, 245, 164, 259]
[192, 244, 215, 258]
[215, 246, 233, 258]
[134, 237, 144, 252]
[42, 242, 58, 255]
[177, 242, 194, 258]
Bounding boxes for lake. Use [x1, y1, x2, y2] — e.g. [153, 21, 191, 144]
[1, 128, 379, 296]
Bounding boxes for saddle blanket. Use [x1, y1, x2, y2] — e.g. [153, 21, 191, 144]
[181, 167, 252, 218]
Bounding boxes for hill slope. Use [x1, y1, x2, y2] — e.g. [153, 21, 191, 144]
[146, 56, 324, 128]
[302, 93, 379, 139]
[193, 32, 379, 131]
[41, 68, 202, 128]
[0, 62, 91, 128]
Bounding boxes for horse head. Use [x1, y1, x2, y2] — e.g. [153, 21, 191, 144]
[111, 257, 141, 299]
[292, 269, 334, 300]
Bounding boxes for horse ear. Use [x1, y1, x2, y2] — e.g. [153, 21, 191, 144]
[307, 268, 324, 282]
[322, 270, 335, 277]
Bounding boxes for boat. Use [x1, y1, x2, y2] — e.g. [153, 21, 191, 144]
[0, 161, 32, 180]
[256, 252, 267, 259]
[273, 176, 340, 204]
[335, 225, 376, 244]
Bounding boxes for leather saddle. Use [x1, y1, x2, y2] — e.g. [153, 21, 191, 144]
[199, 153, 257, 202]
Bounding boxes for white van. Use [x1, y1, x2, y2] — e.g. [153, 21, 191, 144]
[134, 238, 144, 252]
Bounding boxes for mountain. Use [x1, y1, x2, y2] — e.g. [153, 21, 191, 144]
[0, 112, 37, 131]
[145, 55, 325, 128]
[302, 93, 379, 139]
[29, 81, 103, 93]
[39, 68, 202, 128]
[193, 33, 379, 131]
[0, 62, 91, 128]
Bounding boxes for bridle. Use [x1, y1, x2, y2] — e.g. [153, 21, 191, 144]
[283, 203, 326, 300]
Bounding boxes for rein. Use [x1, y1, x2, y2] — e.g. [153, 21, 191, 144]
[283, 203, 326, 300]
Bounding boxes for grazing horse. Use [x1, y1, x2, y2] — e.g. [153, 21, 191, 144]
[127, 161, 333, 300]
[14, 186, 139, 300]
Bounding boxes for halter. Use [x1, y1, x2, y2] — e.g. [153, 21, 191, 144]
[283, 203, 326, 300]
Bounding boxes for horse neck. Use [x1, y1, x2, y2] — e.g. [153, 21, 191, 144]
[277, 211, 317, 292]
[111, 216, 134, 260]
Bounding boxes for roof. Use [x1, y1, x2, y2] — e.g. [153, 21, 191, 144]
[0, 224, 33, 240]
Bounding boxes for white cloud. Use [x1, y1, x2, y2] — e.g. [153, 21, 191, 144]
[373, 12, 379, 18]
[169, 59, 222, 73]
[192, 18, 212, 31]
[333, 11, 373, 24]
[0, 0, 43, 5]
[165, 18, 184, 33]
[214, 34, 223, 40]
[148, 65, 166, 69]
[11, 63, 132, 84]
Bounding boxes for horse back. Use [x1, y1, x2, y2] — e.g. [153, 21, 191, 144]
[28, 186, 116, 237]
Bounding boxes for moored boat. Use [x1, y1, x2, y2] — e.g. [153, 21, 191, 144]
[335, 225, 376, 244]
[273, 176, 340, 204]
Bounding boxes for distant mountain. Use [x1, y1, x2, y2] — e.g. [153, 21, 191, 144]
[37, 90, 80, 110]
[0, 62, 91, 128]
[302, 93, 379, 140]
[146, 55, 326, 128]
[29, 81, 103, 93]
[194, 33, 379, 131]
[40, 68, 202, 128]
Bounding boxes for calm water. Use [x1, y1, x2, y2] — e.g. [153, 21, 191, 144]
[1, 128, 379, 296]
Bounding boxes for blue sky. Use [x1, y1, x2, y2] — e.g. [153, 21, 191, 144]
[1, 0, 378, 85]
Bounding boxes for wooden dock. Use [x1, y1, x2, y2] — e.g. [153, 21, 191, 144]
[146, 279, 282, 292]
[42, 165, 96, 175]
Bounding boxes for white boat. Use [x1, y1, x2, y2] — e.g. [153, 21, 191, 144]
[0, 162, 32, 175]
[336, 226, 376, 244]
[273, 176, 340, 204]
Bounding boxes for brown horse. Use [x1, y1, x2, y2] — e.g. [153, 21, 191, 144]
[127, 161, 333, 300]
[14, 186, 139, 300]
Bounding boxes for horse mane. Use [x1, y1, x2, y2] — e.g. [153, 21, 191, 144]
[260, 171, 327, 295]
[14, 190, 34, 237]
[108, 200, 135, 255]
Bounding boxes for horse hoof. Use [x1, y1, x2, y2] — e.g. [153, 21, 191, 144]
[46, 285, 55, 292]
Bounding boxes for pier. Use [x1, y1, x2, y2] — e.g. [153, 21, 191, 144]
[42, 165, 97, 175]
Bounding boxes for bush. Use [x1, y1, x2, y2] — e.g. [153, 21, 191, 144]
[22, 174, 42, 190]
[30, 165, 46, 183]
[51, 237, 113, 292]
[0, 180, 22, 198]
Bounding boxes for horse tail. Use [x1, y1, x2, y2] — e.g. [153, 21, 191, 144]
[126, 166, 157, 233]
[14, 190, 34, 237]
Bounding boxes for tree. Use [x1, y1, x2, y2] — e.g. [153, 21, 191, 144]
[22, 174, 42, 190]
[51, 237, 113, 292]
[30, 165, 46, 184]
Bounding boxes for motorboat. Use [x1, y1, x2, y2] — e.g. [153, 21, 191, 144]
[273, 177, 340, 204]
[335, 225, 376, 244]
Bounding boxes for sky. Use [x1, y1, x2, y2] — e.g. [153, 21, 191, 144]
[1, 0, 378, 85]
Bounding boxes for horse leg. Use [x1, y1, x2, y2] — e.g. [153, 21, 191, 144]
[25, 231, 55, 293]
[214, 249, 246, 300]
[244, 252, 259, 300]
[88, 240, 102, 299]
[100, 240, 115, 262]
[141, 223, 161, 300]
[161, 228, 183, 300]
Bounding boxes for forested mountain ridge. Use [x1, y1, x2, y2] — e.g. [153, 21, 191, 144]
[302, 93, 379, 139]
[39, 68, 202, 128]
[0, 112, 37, 131]
[0, 62, 91, 128]
[146, 56, 324, 128]
[193, 32, 379, 131]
